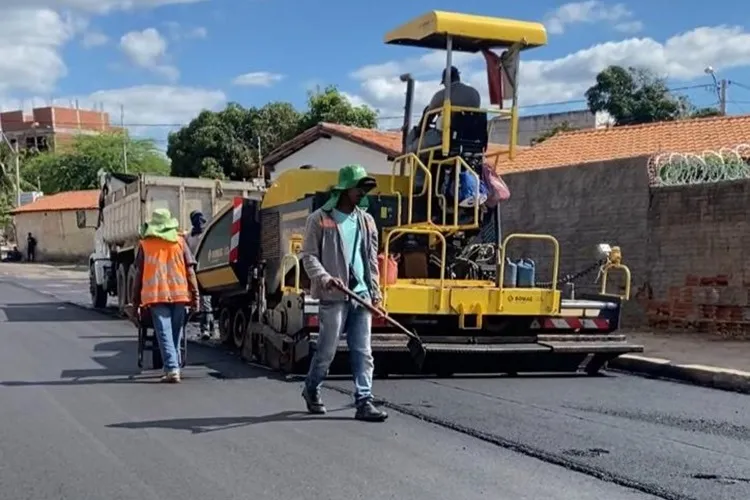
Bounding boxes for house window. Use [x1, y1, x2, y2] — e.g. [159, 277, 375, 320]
[37, 136, 48, 152]
[25, 137, 36, 149]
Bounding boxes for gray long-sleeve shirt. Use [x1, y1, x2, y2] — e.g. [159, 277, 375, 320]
[300, 207, 381, 303]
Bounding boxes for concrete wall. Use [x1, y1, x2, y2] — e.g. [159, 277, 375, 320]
[271, 136, 392, 180]
[14, 209, 97, 262]
[500, 157, 652, 325]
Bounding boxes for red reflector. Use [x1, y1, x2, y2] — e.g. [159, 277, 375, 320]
[305, 315, 319, 327]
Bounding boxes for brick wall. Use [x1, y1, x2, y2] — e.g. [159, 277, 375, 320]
[643, 179, 750, 337]
[500, 156, 652, 325]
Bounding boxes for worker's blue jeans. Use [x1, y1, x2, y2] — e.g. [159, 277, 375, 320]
[305, 298, 374, 404]
[151, 303, 186, 372]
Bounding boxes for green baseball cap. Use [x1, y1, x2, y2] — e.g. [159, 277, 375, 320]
[322, 164, 377, 211]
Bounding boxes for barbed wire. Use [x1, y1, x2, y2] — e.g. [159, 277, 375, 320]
[648, 144, 750, 186]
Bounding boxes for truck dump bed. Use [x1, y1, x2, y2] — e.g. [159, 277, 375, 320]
[101, 175, 265, 249]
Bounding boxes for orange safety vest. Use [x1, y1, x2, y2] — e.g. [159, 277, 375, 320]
[139, 236, 191, 306]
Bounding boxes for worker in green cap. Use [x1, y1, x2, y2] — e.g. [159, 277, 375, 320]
[300, 164, 388, 422]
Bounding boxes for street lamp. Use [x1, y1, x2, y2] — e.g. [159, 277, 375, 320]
[704, 66, 726, 115]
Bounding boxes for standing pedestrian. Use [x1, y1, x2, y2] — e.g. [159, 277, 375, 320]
[300, 164, 388, 422]
[131, 208, 200, 383]
[184, 210, 216, 340]
[26, 233, 37, 262]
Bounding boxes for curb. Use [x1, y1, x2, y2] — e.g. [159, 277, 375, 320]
[608, 354, 750, 394]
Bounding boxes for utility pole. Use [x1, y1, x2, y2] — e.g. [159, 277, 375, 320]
[719, 79, 727, 115]
[257, 137, 263, 180]
[120, 104, 128, 173]
[14, 142, 20, 207]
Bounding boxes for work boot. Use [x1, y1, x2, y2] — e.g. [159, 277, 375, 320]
[161, 370, 181, 383]
[200, 330, 211, 341]
[302, 388, 326, 414]
[355, 399, 388, 422]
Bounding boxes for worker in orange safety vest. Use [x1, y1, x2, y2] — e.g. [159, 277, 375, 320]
[132, 208, 200, 383]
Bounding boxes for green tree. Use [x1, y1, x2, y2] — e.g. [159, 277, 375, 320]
[585, 65, 723, 126]
[167, 87, 378, 179]
[297, 85, 378, 132]
[23, 131, 169, 194]
[530, 121, 577, 146]
[585, 66, 685, 126]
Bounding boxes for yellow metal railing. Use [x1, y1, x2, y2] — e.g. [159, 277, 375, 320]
[432, 155, 481, 229]
[383, 228, 447, 309]
[599, 246, 631, 300]
[390, 153, 432, 226]
[390, 152, 481, 231]
[280, 253, 301, 293]
[499, 234, 560, 291]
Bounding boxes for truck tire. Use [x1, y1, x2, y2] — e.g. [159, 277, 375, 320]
[232, 309, 247, 350]
[116, 264, 128, 315]
[126, 266, 138, 305]
[218, 308, 232, 345]
[90, 264, 107, 309]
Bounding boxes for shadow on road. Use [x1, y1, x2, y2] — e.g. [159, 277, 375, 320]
[107, 410, 353, 434]
[0, 302, 118, 322]
[0, 339, 287, 388]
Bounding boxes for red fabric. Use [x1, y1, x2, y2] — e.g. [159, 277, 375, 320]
[482, 49, 504, 107]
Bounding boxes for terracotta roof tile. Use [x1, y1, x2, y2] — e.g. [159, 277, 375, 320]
[264, 122, 520, 167]
[11, 189, 99, 214]
[496, 114, 750, 173]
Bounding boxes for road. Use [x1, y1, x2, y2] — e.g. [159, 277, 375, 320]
[0, 276, 662, 500]
[1, 265, 749, 499]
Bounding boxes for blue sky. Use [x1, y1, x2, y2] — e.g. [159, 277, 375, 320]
[2, 0, 750, 145]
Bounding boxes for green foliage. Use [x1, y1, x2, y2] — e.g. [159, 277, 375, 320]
[585, 66, 683, 125]
[586, 66, 725, 126]
[689, 106, 723, 118]
[23, 131, 169, 194]
[167, 86, 378, 179]
[530, 121, 577, 146]
[297, 85, 378, 131]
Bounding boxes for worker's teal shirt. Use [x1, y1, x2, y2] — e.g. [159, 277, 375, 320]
[331, 209, 369, 297]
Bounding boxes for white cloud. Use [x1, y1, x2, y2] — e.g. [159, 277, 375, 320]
[164, 21, 208, 41]
[347, 25, 750, 127]
[614, 21, 644, 34]
[544, 1, 640, 35]
[232, 72, 285, 87]
[187, 26, 208, 39]
[86, 85, 226, 139]
[120, 28, 179, 81]
[1, 85, 227, 148]
[81, 31, 108, 48]
[13, 0, 206, 15]
[0, 8, 80, 94]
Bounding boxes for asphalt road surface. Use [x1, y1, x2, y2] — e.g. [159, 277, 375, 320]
[0, 279, 662, 500]
[1, 267, 749, 500]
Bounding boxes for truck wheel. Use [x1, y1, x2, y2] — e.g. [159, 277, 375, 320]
[218, 308, 232, 345]
[116, 264, 128, 315]
[232, 309, 247, 350]
[126, 266, 138, 305]
[90, 264, 107, 309]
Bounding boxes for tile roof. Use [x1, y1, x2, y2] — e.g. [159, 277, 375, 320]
[11, 189, 99, 214]
[264, 122, 518, 167]
[496, 114, 750, 173]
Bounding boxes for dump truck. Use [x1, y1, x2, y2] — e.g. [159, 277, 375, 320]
[83, 171, 265, 314]
[191, 10, 644, 377]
